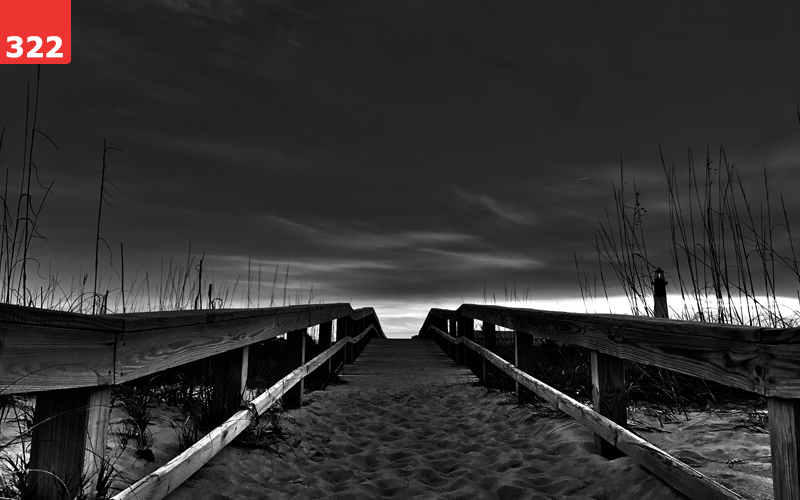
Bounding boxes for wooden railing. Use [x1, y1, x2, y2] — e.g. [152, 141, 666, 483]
[0, 303, 384, 499]
[419, 304, 800, 500]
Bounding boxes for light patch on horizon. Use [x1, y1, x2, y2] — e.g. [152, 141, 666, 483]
[454, 187, 536, 225]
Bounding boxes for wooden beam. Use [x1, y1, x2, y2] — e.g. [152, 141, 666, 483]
[284, 329, 306, 409]
[28, 386, 111, 499]
[209, 346, 249, 425]
[591, 350, 627, 459]
[0, 304, 385, 395]
[83, 386, 112, 500]
[340, 316, 355, 363]
[458, 317, 477, 377]
[768, 397, 800, 500]
[463, 337, 744, 500]
[334, 317, 347, 373]
[482, 323, 498, 387]
[0, 324, 115, 394]
[456, 304, 770, 396]
[514, 330, 536, 403]
[316, 320, 333, 380]
[450, 319, 460, 363]
[115, 308, 342, 385]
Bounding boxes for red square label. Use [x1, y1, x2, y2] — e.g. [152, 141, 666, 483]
[0, 0, 71, 64]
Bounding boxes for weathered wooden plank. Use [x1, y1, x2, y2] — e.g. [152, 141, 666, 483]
[463, 337, 744, 500]
[316, 320, 333, 380]
[28, 387, 97, 498]
[82, 386, 112, 500]
[0, 303, 123, 331]
[112, 337, 350, 500]
[453, 305, 766, 395]
[482, 323, 499, 387]
[591, 350, 626, 459]
[116, 304, 352, 331]
[458, 317, 478, 377]
[115, 308, 337, 384]
[0, 324, 115, 394]
[340, 315, 355, 363]
[768, 397, 800, 500]
[450, 319, 460, 363]
[459, 305, 763, 342]
[514, 330, 537, 402]
[209, 346, 249, 424]
[284, 329, 307, 409]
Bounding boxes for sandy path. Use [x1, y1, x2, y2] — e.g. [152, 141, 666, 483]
[170, 382, 688, 500]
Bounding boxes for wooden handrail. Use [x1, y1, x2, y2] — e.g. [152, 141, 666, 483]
[0, 303, 383, 499]
[0, 303, 384, 394]
[420, 304, 799, 397]
[420, 304, 800, 500]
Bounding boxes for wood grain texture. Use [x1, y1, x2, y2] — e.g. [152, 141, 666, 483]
[1, 304, 383, 394]
[116, 308, 351, 384]
[284, 329, 306, 409]
[116, 304, 351, 331]
[317, 320, 333, 379]
[209, 347, 249, 424]
[482, 323, 499, 386]
[0, 324, 115, 394]
[768, 397, 800, 500]
[28, 387, 95, 499]
[462, 337, 744, 500]
[591, 350, 627, 459]
[514, 330, 537, 402]
[421, 305, 792, 396]
[82, 386, 112, 500]
[0, 303, 123, 331]
[112, 336, 352, 500]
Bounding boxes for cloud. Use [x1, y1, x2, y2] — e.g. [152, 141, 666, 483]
[420, 248, 542, 271]
[268, 216, 475, 251]
[454, 188, 536, 225]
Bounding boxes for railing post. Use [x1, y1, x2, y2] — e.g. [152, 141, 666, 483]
[209, 346, 249, 425]
[514, 330, 536, 402]
[316, 320, 333, 381]
[340, 316, 355, 364]
[591, 351, 627, 459]
[334, 316, 347, 372]
[28, 386, 112, 500]
[356, 317, 366, 357]
[768, 397, 800, 500]
[436, 318, 450, 357]
[450, 319, 460, 363]
[458, 317, 477, 377]
[482, 323, 496, 386]
[284, 328, 306, 409]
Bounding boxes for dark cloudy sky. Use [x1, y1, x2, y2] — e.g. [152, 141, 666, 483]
[1, 1, 799, 335]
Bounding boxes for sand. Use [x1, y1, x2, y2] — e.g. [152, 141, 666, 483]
[0, 381, 774, 499]
[168, 381, 690, 500]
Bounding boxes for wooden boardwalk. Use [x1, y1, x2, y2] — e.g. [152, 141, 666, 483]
[338, 338, 477, 391]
